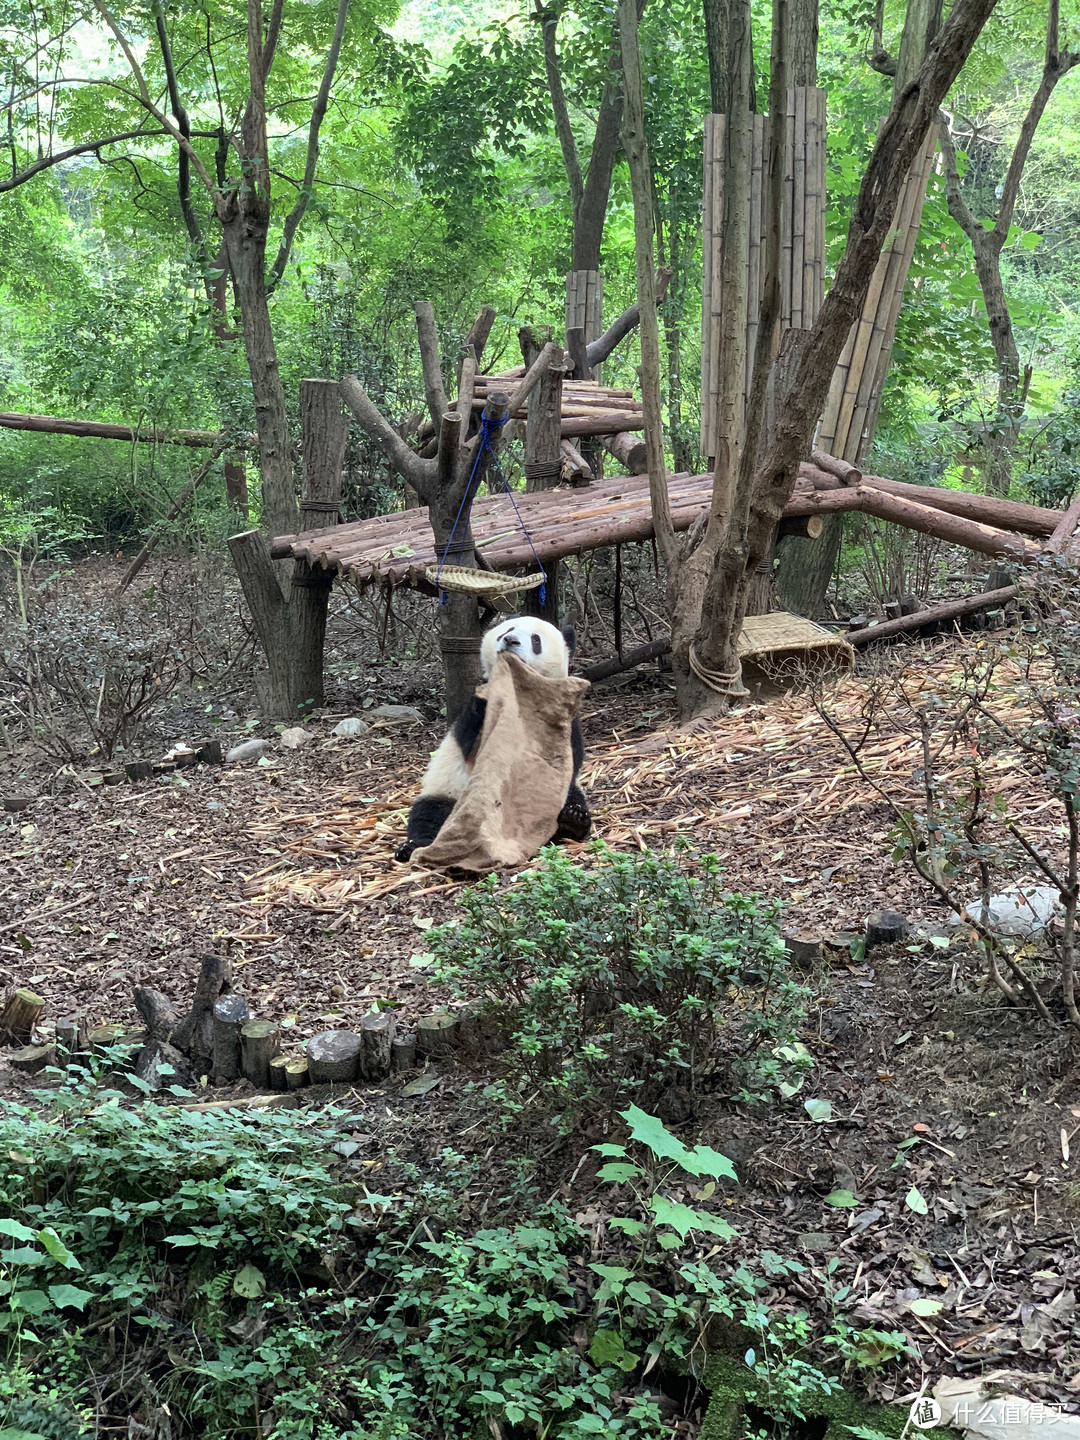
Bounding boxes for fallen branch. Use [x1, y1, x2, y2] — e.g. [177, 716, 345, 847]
[583, 637, 671, 680]
[847, 584, 1020, 645]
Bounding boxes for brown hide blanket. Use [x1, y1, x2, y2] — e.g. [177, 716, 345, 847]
[412, 653, 590, 874]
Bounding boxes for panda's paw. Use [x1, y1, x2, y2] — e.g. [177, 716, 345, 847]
[555, 799, 592, 844]
[394, 841, 414, 864]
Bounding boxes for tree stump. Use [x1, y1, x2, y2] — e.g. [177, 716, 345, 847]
[361, 1011, 394, 1080]
[865, 910, 908, 951]
[212, 995, 252, 1081]
[10, 1043, 54, 1073]
[125, 761, 154, 782]
[284, 1057, 309, 1090]
[134, 1040, 191, 1091]
[268, 1054, 290, 1091]
[57, 1017, 88, 1056]
[306, 1031, 362, 1085]
[0, 988, 45, 1043]
[173, 954, 231, 1075]
[416, 1012, 457, 1055]
[784, 931, 824, 969]
[392, 1034, 417, 1072]
[197, 740, 224, 765]
[133, 986, 180, 1043]
[88, 1023, 127, 1053]
[240, 1020, 280, 1089]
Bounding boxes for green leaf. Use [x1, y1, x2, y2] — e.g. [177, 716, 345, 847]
[804, 1098, 833, 1123]
[650, 1193, 736, 1241]
[597, 1162, 642, 1184]
[908, 1296, 943, 1316]
[589, 1263, 633, 1284]
[591, 1143, 629, 1157]
[48, 1283, 93, 1311]
[683, 1144, 738, 1181]
[37, 1228, 80, 1270]
[0, 1219, 35, 1242]
[609, 1217, 647, 1237]
[624, 1281, 653, 1306]
[10, 1288, 52, 1315]
[905, 1185, 928, 1215]
[232, 1264, 266, 1299]
[824, 1189, 859, 1208]
[0, 1428, 52, 1440]
[619, 1106, 693, 1168]
[571, 1418, 607, 1434]
[163, 1234, 201, 1247]
[589, 1327, 639, 1371]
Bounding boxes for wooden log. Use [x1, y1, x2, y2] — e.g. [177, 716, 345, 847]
[559, 439, 593, 482]
[240, 1019, 280, 1090]
[0, 988, 44, 1043]
[810, 449, 861, 484]
[10, 1043, 55, 1073]
[777, 514, 824, 540]
[859, 474, 1057, 538]
[565, 326, 591, 382]
[584, 267, 670, 367]
[307, 1030, 362, 1084]
[268, 1054, 290, 1091]
[525, 352, 566, 492]
[416, 1012, 456, 1055]
[854, 488, 1042, 559]
[88, 1023, 127, 1053]
[602, 432, 648, 474]
[847, 584, 1019, 646]
[197, 739, 224, 765]
[361, 1010, 395, 1080]
[436, 409, 462, 487]
[583, 637, 672, 681]
[1046, 488, 1080, 553]
[560, 412, 647, 437]
[0, 411, 235, 448]
[125, 760, 154, 782]
[133, 986, 180, 1044]
[173, 954, 231, 1075]
[414, 301, 449, 434]
[784, 930, 824, 968]
[391, 1034, 417, 1072]
[284, 1056, 309, 1090]
[212, 994, 252, 1081]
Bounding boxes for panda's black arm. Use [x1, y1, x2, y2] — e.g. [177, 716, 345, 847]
[450, 694, 487, 763]
[555, 718, 591, 844]
[397, 795, 456, 862]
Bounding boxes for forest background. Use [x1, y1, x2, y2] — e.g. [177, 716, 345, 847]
[1, 0, 1079, 584]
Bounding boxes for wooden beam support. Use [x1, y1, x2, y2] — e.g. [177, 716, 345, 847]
[848, 584, 1020, 645]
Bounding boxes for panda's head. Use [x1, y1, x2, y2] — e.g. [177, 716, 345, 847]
[480, 617, 576, 681]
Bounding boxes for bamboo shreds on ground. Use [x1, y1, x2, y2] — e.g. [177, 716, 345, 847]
[238, 647, 1049, 922]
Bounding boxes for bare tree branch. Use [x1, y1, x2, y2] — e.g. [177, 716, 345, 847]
[263, 0, 286, 78]
[267, 0, 350, 291]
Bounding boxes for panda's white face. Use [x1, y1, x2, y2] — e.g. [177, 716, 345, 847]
[480, 617, 573, 681]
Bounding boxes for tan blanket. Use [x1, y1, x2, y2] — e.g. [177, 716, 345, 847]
[412, 653, 589, 874]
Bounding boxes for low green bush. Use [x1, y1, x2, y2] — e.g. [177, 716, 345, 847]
[428, 843, 812, 1123]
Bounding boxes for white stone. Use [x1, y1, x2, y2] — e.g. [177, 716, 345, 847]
[369, 705, 423, 724]
[226, 738, 271, 763]
[279, 727, 315, 750]
[331, 717, 369, 738]
[949, 884, 1063, 938]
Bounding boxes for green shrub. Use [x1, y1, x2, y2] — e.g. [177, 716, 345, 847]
[428, 843, 811, 1122]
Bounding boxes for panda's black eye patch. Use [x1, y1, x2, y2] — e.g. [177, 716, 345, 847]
[531, 633, 542, 655]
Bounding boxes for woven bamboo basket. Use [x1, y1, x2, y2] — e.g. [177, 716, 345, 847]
[738, 611, 854, 670]
[425, 564, 546, 599]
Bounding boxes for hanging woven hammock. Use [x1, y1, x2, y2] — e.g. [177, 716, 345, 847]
[424, 564, 545, 599]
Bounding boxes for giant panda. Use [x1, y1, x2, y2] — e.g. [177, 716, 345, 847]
[395, 616, 591, 862]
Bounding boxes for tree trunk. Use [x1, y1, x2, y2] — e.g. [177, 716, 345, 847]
[220, 206, 297, 540]
[228, 379, 346, 717]
[523, 348, 567, 625]
[703, 0, 756, 114]
[684, 0, 1001, 716]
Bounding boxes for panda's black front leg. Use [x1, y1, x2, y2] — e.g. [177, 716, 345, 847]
[395, 796, 456, 863]
[555, 782, 592, 843]
[554, 716, 591, 843]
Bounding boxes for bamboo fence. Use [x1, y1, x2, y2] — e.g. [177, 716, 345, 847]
[565, 269, 604, 380]
[816, 126, 938, 464]
[700, 89, 827, 456]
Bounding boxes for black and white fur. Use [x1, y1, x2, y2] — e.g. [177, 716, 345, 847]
[395, 617, 591, 862]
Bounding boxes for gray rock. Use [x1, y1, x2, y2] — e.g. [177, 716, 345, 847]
[331, 717, 369, 738]
[949, 884, 1062, 938]
[369, 705, 424, 724]
[278, 726, 314, 750]
[226, 738, 271, 763]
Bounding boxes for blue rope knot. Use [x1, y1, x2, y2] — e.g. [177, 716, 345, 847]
[434, 407, 547, 608]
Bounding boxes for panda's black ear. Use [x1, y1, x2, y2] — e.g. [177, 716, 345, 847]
[562, 625, 577, 656]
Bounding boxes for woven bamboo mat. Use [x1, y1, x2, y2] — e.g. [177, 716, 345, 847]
[235, 647, 1046, 923]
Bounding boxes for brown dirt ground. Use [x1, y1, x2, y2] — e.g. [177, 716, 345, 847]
[1, 630, 1078, 1413]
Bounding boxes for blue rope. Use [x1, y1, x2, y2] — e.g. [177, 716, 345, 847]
[434, 412, 547, 607]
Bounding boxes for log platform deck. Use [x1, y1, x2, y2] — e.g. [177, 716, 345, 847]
[270, 459, 1061, 589]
